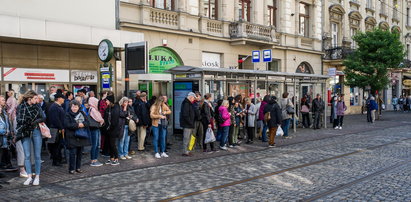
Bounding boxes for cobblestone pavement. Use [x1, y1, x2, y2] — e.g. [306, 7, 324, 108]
[0, 112, 410, 201]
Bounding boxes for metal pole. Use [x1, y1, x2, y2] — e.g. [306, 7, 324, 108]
[323, 81, 327, 129]
[293, 76, 297, 133]
[254, 76, 258, 139]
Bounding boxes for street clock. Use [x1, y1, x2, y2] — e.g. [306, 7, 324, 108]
[98, 39, 114, 63]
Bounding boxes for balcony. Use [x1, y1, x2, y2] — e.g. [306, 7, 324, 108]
[324, 46, 354, 60]
[229, 21, 276, 44]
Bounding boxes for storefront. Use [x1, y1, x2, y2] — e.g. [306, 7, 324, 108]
[130, 46, 184, 100]
[2, 67, 98, 99]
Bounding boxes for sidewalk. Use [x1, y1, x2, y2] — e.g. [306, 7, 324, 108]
[1, 111, 409, 188]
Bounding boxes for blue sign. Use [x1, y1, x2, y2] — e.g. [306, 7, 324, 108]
[252, 50, 260, 63]
[102, 72, 111, 89]
[263, 49, 272, 62]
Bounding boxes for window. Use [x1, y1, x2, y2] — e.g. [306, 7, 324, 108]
[366, 0, 373, 9]
[350, 27, 357, 49]
[299, 3, 309, 37]
[204, 0, 218, 19]
[268, 59, 280, 72]
[407, 8, 410, 26]
[407, 44, 410, 60]
[267, 0, 277, 27]
[239, 0, 251, 22]
[150, 0, 175, 10]
[331, 23, 339, 47]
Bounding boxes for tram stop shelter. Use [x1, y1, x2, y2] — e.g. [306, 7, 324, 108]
[165, 66, 330, 134]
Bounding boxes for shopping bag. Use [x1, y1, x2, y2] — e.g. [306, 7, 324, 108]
[204, 128, 216, 144]
[276, 126, 284, 137]
[39, 123, 51, 139]
[188, 134, 196, 151]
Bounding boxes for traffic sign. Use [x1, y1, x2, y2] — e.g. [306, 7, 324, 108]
[263, 49, 272, 62]
[252, 51, 260, 63]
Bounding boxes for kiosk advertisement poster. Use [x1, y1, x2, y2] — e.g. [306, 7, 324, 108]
[174, 82, 193, 129]
[102, 72, 111, 89]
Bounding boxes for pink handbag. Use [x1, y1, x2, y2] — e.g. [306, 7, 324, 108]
[301, 105, 309, 113]
[39, 123, 51, 138]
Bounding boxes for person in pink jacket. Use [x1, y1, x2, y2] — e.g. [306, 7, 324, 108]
[218, 100, 231, 150]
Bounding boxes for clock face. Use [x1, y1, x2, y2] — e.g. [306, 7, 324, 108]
[98, 41, 109, 61]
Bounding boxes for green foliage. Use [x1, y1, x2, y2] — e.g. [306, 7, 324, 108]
[343, 29, 405, 92]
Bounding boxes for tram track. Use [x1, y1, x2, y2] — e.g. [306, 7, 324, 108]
[37, 135, 411, 201]
[300, 160, 411, 202]
[0, 120, 403, 195]
[158, 138, 411, 201]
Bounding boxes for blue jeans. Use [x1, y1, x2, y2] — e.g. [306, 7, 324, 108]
[281, 119, 291, 137]
[152, 125, 166, 153]
[216, 127, 222, 142]
[90, 129, 101, 160]
[220, 126, 230, 147]
[1, 135, 7, 149]
[21, 128, 42, 175]
[262, 123, 268, 142]
[118, 125, 130, 157]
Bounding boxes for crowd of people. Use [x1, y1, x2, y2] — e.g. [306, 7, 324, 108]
[391, 95, 411, 112]
[0, 86, 329, 187]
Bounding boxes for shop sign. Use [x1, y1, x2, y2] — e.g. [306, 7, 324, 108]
[328, 68, 336, 76]
[403, 79, 411, 86]
[102, 72, 111, 89]
[149, 47, 183, 74]
[71, 70, 98, 83]
[202, 52, 221, 68]
[3, 67, 69, 82]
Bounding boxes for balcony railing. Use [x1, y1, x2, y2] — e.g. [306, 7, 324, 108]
[229, 21, 275, 42]
[324, 46, 354, 60]
[149, 8, 179, 28]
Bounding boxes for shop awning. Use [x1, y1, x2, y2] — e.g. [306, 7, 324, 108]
[164, 66, 330, 80]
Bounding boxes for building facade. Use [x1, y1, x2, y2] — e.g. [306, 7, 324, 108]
[119, 0, 324, 101]
[0, 0, 143, 99]
[322, 0, 407, 113]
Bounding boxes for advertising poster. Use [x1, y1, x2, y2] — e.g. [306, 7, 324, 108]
[174, 82, 193, 129]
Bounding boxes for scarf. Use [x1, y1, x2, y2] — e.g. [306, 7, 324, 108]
[88, 97, 104, 124]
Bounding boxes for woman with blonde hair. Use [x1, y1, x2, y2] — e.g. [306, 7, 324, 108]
[16, 90, 46, 186]
[150, 96, 171, 158]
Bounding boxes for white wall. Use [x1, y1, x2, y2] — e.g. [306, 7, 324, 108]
[0, 0, 116, 29]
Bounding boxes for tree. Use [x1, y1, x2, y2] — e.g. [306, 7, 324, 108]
[343, 29, 405, 93]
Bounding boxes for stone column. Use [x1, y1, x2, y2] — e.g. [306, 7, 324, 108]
[234, 0, 239, 21]
[178, 0, 186, 12]
[199, 0, 205, 16]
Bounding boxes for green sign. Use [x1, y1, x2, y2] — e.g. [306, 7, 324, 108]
[149, 47, 183, 74]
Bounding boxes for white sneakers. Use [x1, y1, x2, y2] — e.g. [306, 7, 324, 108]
[23, 176, 39, 186]
[120, 156, 127, 160]
[33, 176, 40, 186]
[20, 171, 28, 178]
[125, 155, 132, 159]
[155, 152, 169, 158]
[334, 126, 343, 130]
[23, 178, 32, 186]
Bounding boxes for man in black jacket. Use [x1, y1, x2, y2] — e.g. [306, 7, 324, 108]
[312, 94, 325, 130]
[192, 92, 203, 149]
[46, 93, 66, 166]
[180, 92, 196, 156]
[263, 96, 282, 147]
[135, 92, 150, 152]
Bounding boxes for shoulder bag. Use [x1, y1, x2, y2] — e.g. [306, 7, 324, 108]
[88, 109, 101, 129]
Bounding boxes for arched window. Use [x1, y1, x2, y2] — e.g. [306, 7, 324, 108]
[329, 4, 345, 47]
[365, 16, 377, 31]
[379, 22, 390, 31]
[296, 62, 314, 74]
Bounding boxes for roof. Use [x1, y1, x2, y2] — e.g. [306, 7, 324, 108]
[164, 66, 330, 79]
